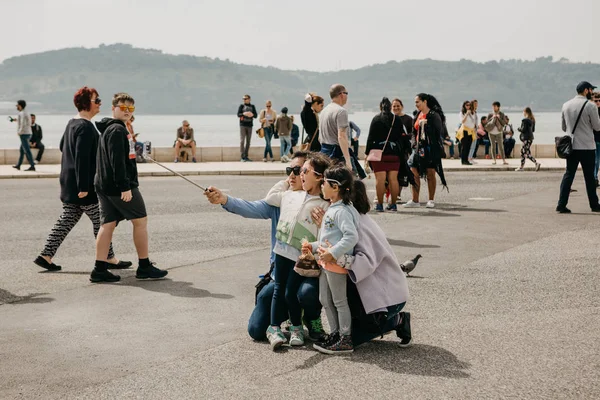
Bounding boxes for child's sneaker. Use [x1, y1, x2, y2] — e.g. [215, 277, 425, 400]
[280, 319, 292, 334]
[315, 331, 339, 347]
[289, 325, 305, 346]
[266, 326, 287, 351]
[314, 334, 354, 355]
[304, 317, 326, 342]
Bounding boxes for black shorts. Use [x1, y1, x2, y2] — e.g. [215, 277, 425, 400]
[97, 187, 147, 225]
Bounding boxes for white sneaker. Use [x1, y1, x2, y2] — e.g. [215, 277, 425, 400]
[426, 200, 435, 208]
[403, 200, 420, 208]
[515, 167, 524, 172]
[289, 325, 305, 346]
[535, 163, 541, 172]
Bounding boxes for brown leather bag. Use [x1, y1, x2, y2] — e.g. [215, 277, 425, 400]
[301, 128, 318, 151]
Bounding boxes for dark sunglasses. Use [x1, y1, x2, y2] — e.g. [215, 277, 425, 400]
[286, 166, 301, 176]
[595, 99, 600, 103]
[93, 98, 101, 105]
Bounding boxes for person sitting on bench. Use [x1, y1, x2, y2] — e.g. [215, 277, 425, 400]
[174, 120, 197, 163]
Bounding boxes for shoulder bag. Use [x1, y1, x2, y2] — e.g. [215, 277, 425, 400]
[367, 114, 396, 162]
[556, 100, 588, 159]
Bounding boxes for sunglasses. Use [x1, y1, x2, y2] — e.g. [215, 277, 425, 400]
[325, 178, 345, 186]
[595, 99, 600, 103]
[117, 104, 135, 112]
[286, 166, 301, 176]
[301, 167, 323, 176]
[93, 98, 102, 105]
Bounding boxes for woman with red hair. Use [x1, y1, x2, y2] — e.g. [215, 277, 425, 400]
[34, 87, 131, 273]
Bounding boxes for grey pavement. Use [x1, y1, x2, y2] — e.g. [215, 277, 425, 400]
[0, 158, 577, 180]
[1, 172, 600, 399]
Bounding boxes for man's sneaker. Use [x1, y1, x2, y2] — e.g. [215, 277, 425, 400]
[305, 318, 327, 342]
[395, 312, 413, 348]
[289, 325, 305, 346]
[12, 165, 20, 170]
[136, 262, 168, 279]
[25, 166, 36, 171]
[240, 158, 245, 162]
[386, 204, 397, 212]
[403, 200, 420, 208]
[556, 206, 571, 214]
[426, 200, 435, 208]
[90, 268, 121, 283]
[375, 203, 384, 212]
[314, 334, 354, 355]
[515, 167, 524, 172]
[266, 326, 287, 350]
[174, 158, 179, 163]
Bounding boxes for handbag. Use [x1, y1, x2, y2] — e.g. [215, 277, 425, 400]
[556, 100, 589, 159]
[254, 263, 274, 305]
[366, 114, 396, 162]
[301, 128, 318, 152]
[256, 127, 264, 138]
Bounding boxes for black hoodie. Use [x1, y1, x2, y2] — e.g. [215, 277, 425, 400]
[94, 118, 139, 196]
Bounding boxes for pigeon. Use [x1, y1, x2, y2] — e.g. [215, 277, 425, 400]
[400, 254, 422, 276]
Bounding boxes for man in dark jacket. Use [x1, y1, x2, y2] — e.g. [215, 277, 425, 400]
[237, 94, 257, 162]
[30, 114, 45, 163]
[92, 92, 168, 283]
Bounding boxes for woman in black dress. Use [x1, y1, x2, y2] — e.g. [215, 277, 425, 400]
[300, 93, 324, 152]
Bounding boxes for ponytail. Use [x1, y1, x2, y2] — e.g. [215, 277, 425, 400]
[351, 180, 371, 214]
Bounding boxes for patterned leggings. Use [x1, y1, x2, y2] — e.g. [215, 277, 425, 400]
[521, 140, 537, 167]
[41, 203, 115, 259]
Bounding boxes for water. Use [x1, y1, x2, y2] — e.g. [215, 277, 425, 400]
[0, 112, 564, 149]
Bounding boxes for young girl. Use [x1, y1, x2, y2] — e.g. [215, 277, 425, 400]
[303, 165, 360, 354]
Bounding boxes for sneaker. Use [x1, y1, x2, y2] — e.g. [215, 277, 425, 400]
[289, 325, 305, 346]
[555, 206, 571, 214]
[135, 262, 168, 279]
[280, 319, 292, 334]
[107, 260, 133, 269]
[240, 158, 246, 162]
[375, 203, 384, 212]
[395, 312, 413, 348]
[386, 204, 397, 212]
[245, 158, 253, 162]
[314, 334, 354, 355]
[192, 157, 197, 163]
[266, 326, 287, 350]
[535, 163, 541, 172]
[263, 158, 267, 162]
[174, 158, 179, 163]
[515, 167, 524, 172]
[304, 318, 327, 342]
[25, 166, 36, 171]
[90, 268, 121, 283]
[316, 331, 339, 347]
[34, 256, 61, 271]
[426, 200, 435, 208]
[12, 165, 20, 170]
[403, 200, 420, 208]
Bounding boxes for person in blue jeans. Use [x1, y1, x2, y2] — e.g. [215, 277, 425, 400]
[593, 92, 600, 187]
[204, 151, 325, 341]
[259, 101, 277, 162]
[11, 100, 36, 171]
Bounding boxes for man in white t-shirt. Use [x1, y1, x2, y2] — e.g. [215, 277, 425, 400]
[319, 84, 352, 169]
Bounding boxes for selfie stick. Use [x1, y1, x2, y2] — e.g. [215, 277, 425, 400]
[142, 142, 208, 191]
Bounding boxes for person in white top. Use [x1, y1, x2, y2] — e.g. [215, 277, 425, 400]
[458, 100, 477, 165]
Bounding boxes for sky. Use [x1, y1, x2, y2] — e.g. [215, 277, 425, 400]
[2, 0, 598, 72]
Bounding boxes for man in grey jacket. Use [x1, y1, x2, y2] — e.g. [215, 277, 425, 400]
[557, 81, 600, 213]
[12, 100, 36, 171]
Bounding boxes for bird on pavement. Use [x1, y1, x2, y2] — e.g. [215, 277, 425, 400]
[400, 254, 422, 276]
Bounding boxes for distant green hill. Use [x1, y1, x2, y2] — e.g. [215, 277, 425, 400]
[1, 43, 598, 114]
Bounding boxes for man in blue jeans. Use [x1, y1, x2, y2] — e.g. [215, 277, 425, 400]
[11, 100, 36, 171]
[204, 151, 325, 341]
[319, 84, 352, 170]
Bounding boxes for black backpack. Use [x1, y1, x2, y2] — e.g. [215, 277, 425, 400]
[254, 263, 274, 305]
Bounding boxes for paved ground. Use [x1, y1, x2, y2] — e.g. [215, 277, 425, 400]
[0, 157, 575, 179]
[1, 171, 599, 399]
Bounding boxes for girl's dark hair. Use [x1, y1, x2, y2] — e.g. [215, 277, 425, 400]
[324, 164, 354, 205]
[308, 152, 331, 176]
[351, 180, 370, 214]
[379, 97, 393, 126]
[461, 100, 471, 115]
[417, 93, 446, 123]
[524, 107, 535, 122]
[481, 116, 487, 123]
[392, 98, 403, 107]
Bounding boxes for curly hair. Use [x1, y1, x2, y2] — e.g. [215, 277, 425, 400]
[73, 86, 99, 112]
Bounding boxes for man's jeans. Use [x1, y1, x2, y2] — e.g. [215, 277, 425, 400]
[248, 278, 321, 341]
[594, 142, 600, 181]
[558, 149, 599, 209]
[16, 134, 35, 168]
[239, 126, 252, 159]
[280, 136, 292, 158]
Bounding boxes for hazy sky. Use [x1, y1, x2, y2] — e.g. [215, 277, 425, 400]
[2, 0, 597, 71]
